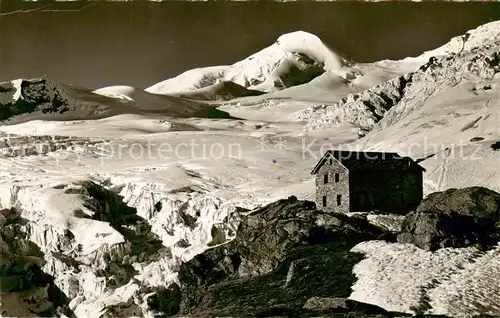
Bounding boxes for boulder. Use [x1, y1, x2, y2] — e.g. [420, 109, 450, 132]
[146, 283, 182, 317]
[398, 187, 500, 251]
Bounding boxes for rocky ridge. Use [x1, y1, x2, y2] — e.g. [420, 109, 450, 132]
[0, 79, 70, 122]
[296, 74, 411, 131]
[297, 26, 500, 132]
[174, 189, 500, 317]
[0, 78, 133, 125]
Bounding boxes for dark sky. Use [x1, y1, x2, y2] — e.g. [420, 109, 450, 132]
[1, 2, 499, 89]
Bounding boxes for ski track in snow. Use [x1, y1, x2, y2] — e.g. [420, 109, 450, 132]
[436, 147, 451, 191]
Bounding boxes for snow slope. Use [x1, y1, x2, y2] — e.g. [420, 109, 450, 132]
[0, 79, 231, 126]
[173, 81, 265, 101]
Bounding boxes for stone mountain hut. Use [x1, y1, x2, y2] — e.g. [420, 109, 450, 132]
[311, 150, 425, 213]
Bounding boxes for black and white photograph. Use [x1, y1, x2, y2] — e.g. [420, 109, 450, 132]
[1, 1, 500, 317]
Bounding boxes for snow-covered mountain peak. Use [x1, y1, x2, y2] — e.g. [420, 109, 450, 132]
[145, 30, 344, 95]
[273, 30, 344, 71]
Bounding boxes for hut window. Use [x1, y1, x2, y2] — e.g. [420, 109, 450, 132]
[324, 174, 328, 184]
[322, 195, 327, 207]
[368, 193, 375, 206]
[337, 194, 342, 206]
[335, 173, 340, 182]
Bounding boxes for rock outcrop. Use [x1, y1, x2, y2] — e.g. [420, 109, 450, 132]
[176, 196, 395, 317]
[398, 187, 500, 251]
[0, 79, 70, 122]
[271, 52, 326, 89]
[297, 73, 412, 131]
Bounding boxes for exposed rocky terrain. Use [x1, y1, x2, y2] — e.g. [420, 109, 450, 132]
[351, 187, 500, 317]
[162, 189, 499, 317]
[1, 21, 500, 318]
[174, 196, 397, 317]
[0, 79, 70, 122]
[296, 73, 411, 131]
